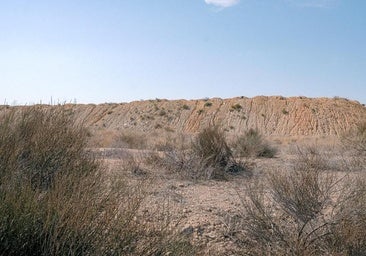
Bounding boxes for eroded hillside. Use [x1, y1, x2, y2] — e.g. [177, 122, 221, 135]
[67, 96, 365, 136]
[1, 96, 365, 138]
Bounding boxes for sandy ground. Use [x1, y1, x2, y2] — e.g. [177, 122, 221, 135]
[98, 144, 364, 255]
[100, 147, 285, 255]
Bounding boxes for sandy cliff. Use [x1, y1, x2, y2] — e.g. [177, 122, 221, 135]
[0, 96, 364, 138]
[57, 96, 366, 137]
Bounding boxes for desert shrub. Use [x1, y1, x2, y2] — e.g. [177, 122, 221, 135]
[230, 171, 336, 255]
[149, 127, 251, 180]
[0, 106, 127, 255]
[146, 132, 208, 179]
[340, 122, 366, 172]
[158, 146, 210, 180]
[342, 121, 366, 156]
[294, 145, 336, 171]
[227, 149, 366, 256]
[120, 152, 147, 176]
[204, 102, 212, 107]
[153, 133, 192, 152]
[159, 109, 167, 116]
[154, 123, 162, 129]
[165, 126, 175, 133]
[233, 129, 277, 158]
[330, 175, 366, 255]
[0, 106, 194, 256]
[192, 126, 232, 168]
[231, 103, 242, 111]
[182, 104, 190, 110]
[152, 126, 250, 180]
[191, 126, 250, 179]
[113, 129, 147, 149]
[0, 106, 95, 190]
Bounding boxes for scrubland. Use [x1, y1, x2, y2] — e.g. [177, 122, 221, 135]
[0, 105, 365, 255]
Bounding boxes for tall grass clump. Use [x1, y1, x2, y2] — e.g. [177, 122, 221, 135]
[0, 106, 193, 256]
[233, 128, 276, 158]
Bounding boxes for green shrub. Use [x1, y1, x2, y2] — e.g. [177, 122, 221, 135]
[233, 129, 276, 158]
[182, 104, 190, 110]
[231, 103, 242, 111]
[159, 109, 167, 116]
[204, 102, 212, 107]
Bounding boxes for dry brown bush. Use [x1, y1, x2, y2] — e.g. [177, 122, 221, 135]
[112, 129, 148, 149]
[294, 145, 339, 172]
[340, 122, 366, 171]
[232, 129, 277, 158]
[236, 170, 338, 255]
[226, 145, 366, 256]
[192, 126, 232, 168]
[0, 106, 195, 256]
[342, 121, 366, 156]
[330, 175, 366, 255]
[151, 126, 251, 180]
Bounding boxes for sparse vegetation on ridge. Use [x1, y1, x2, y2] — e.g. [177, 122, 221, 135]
[204, 102, 213, 107]
[182, 104, 190, 110]
[231, 103, 242, 111]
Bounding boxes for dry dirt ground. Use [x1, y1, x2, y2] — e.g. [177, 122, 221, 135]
[98, 139, 357, 255]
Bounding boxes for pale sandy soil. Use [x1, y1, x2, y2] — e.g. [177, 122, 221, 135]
[98, 143, 358, 255]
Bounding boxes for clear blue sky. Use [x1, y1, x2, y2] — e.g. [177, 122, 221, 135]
[1, 0, 365, 105]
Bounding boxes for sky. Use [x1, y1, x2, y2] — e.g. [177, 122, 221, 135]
[1, 0, 365, 105]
